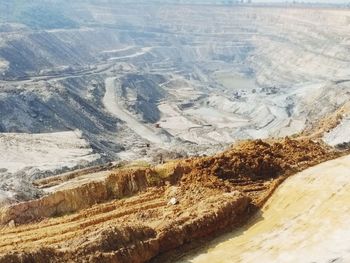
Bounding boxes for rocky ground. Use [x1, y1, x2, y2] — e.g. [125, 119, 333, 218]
[0, 137, 342, 263]
[0, 131, 101, 205]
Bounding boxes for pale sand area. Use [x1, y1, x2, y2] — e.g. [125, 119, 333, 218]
[0, 131, 100, 174]
[179, 154, 350, 263]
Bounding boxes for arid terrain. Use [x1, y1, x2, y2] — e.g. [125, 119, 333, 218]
[1, 2, 350, 203]
[0, 1, 350, 262]
[0, 138, 342, 262]
[178, 153, 350, 263]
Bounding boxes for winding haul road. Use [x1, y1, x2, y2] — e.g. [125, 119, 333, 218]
[103, 77, 168, 145]
[180, 154, 350, 263]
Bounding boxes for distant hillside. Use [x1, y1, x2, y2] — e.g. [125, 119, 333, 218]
[0, 0, 77, 29]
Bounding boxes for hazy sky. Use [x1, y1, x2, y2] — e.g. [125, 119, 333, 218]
[253, 0, 347, 2]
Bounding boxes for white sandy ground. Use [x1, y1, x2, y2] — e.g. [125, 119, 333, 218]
[101, 46, 136, 54]
[179, 154, 350, 263]
[108, 47, 153, 61]
[0, 131, 99, 173]
[157, 80, 305, 145]
[0, 59, 8, 71]
[324, 117, 350, 147]
[43, 170, 110, 193]
[0, 131, 100, 204]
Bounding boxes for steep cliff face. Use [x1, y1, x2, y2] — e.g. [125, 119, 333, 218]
[0, 138, 340, 263]
[0, 185, 250, 263]
[0, 168, 149, 225]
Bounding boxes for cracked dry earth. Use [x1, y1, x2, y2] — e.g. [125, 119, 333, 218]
[0, 138, 341, 263]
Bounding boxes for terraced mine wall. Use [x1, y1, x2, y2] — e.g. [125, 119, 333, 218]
[2, 4, 350, 159]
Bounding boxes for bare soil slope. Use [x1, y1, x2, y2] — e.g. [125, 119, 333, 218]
[179, 154, 350, 263]
[0, 138, 340, 263]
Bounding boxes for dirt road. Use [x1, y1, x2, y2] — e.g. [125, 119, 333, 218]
[103, 77, 169, 145]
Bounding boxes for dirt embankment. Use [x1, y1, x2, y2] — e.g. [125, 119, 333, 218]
[0, 138, 340, 263]
[302, 100, 350, 139]
[177, 153, 350, 263]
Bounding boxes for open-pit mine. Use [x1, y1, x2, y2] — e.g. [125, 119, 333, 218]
[0, 1, 349, 262]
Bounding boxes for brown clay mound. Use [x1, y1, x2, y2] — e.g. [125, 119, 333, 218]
[189, 137, 329, 181]
[179, 138, 335, 204]
[0, 138, 340, 263]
